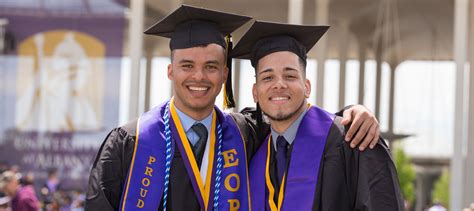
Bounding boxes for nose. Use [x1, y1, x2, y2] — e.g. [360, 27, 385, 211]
[192, 67, 206, 81]
[271, 76, 287, 90]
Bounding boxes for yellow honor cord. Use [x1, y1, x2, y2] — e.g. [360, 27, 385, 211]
[169, 99, 217, 209]
[264, 135, 287, 211]
[121, 117, 141, 210]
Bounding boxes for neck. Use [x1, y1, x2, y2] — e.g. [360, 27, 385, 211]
[173, 102, 214, 121]
[270, 101, 307, 134]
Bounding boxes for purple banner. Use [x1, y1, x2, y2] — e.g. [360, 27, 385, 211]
[0, 2, 125, 191]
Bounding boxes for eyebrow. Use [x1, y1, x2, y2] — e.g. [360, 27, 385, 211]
[205, 60, 220, 65]
[178, 59, 194, 64]
[258, 67, 299, 75]
[284, 67, 299, 72]
[177, 59, 221, 65]
[257, 68, 273, 76]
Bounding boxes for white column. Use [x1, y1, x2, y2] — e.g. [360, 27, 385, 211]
[315, 0, 329, 107]
[0, 19, 8, 53]
[127, 0, 144, 121]
[357, 37, 367, 105]
[144, 44, 154, 112]
[464, 0, 474, 206]
[388, 62, 398, 132]
[374, 39, 383, 119]
[288, 0, 304, 24]
[451, 0, 469, 210]
[338, 21, 349, 109]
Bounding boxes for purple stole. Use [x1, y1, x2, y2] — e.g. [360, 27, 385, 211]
[249, 106, 335, 211]
[119, 100, 250, 210]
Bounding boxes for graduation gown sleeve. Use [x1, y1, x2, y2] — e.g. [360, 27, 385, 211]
[313, 117, 405, 211]
[85, 120, 137, 211]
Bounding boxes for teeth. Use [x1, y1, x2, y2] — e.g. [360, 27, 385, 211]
[271, 97, 289, 101]
[189, 86, 208, 91]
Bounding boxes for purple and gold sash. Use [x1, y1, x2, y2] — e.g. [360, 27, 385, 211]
[249, 106, 335, 211]
[120, 99, 250, 210]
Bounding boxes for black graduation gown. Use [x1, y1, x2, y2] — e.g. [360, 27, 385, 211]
[84, 112, 260, 211]
[269, 116, 405, 211]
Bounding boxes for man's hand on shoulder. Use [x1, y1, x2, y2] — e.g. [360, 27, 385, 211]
[341, 105, 380, 151]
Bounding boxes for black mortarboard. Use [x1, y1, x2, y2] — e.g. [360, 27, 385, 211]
[144, 5, 252, 109]
[232, 21, 329, 67]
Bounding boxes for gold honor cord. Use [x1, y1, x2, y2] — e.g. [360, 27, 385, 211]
[170, 99, 217, 210]
[265, 136, 287, 211]
[121, 117, 141, 210]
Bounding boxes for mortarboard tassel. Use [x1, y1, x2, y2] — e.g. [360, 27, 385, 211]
[223, 35, 236, 109]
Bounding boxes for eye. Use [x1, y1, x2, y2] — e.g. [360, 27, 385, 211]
[181, 64, 193, 69]
[261, 76, 273, 81]
[206, 64, 219, 71]
[286, 74, 298, 80]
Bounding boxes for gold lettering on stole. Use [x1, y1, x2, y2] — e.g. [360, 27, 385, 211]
[224, 173, 240, 192]
[142, 178, 150, 187]
[136, 199, 145, 208]
[222, 149, 239, 168]
[139, 188, 148, 197]
[136, 155, 156, 208]
[145, 166, 153, 177]
[228, 199, 240, 211]
[148, 156, 156, 165]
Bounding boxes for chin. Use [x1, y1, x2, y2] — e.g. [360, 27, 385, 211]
[265, 112, 294, 121]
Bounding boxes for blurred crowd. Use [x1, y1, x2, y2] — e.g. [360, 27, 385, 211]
[0, 162, 85, 211]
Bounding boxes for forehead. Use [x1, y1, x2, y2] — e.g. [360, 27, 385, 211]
[172, 43, 226, 61]
[256, 51, 302, 73]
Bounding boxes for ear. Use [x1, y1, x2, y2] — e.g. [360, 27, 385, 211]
[223, 66, 229, 83]
[252, 83, 258, 103]
[304, 79, 311, 98]
[167, 64, 173, 80]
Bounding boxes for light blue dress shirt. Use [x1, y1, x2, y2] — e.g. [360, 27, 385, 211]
[175, 107, 212, 146]
[271, 108, 308, 150]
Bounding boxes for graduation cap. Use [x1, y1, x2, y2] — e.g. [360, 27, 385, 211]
[145, 5, 252, 108]
[232, 21, 329, 67]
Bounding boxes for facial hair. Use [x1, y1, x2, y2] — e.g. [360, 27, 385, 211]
[263, 99, 306, 122]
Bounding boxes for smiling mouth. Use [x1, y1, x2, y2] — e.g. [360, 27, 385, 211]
[188, 86, 209, 91]
[269, 96, 290, 102]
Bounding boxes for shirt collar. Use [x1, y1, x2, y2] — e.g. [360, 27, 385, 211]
[174, 107, 213, 133]
[271, 107, 308, 150]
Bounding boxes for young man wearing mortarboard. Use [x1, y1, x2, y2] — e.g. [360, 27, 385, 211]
[85, 6, 382, 211]
[232, 21, 405, 211]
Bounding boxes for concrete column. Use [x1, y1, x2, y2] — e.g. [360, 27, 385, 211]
[144, 44, 154, 112]
[415, 171, 427, 211]
[357, 37, 367, 105]
[464, 0, 474, 206]
[0, 19, 7, 53]
[315, 0, 329, 107]
[374, 39, 383, 119]
[388, 62, 398, 133]
[127, 0, 144, 121]
[451, 0, 469, 210]
[338, 21, 349, 109]
[233, 59, 241, 112]
[288, 0, 304, 24]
